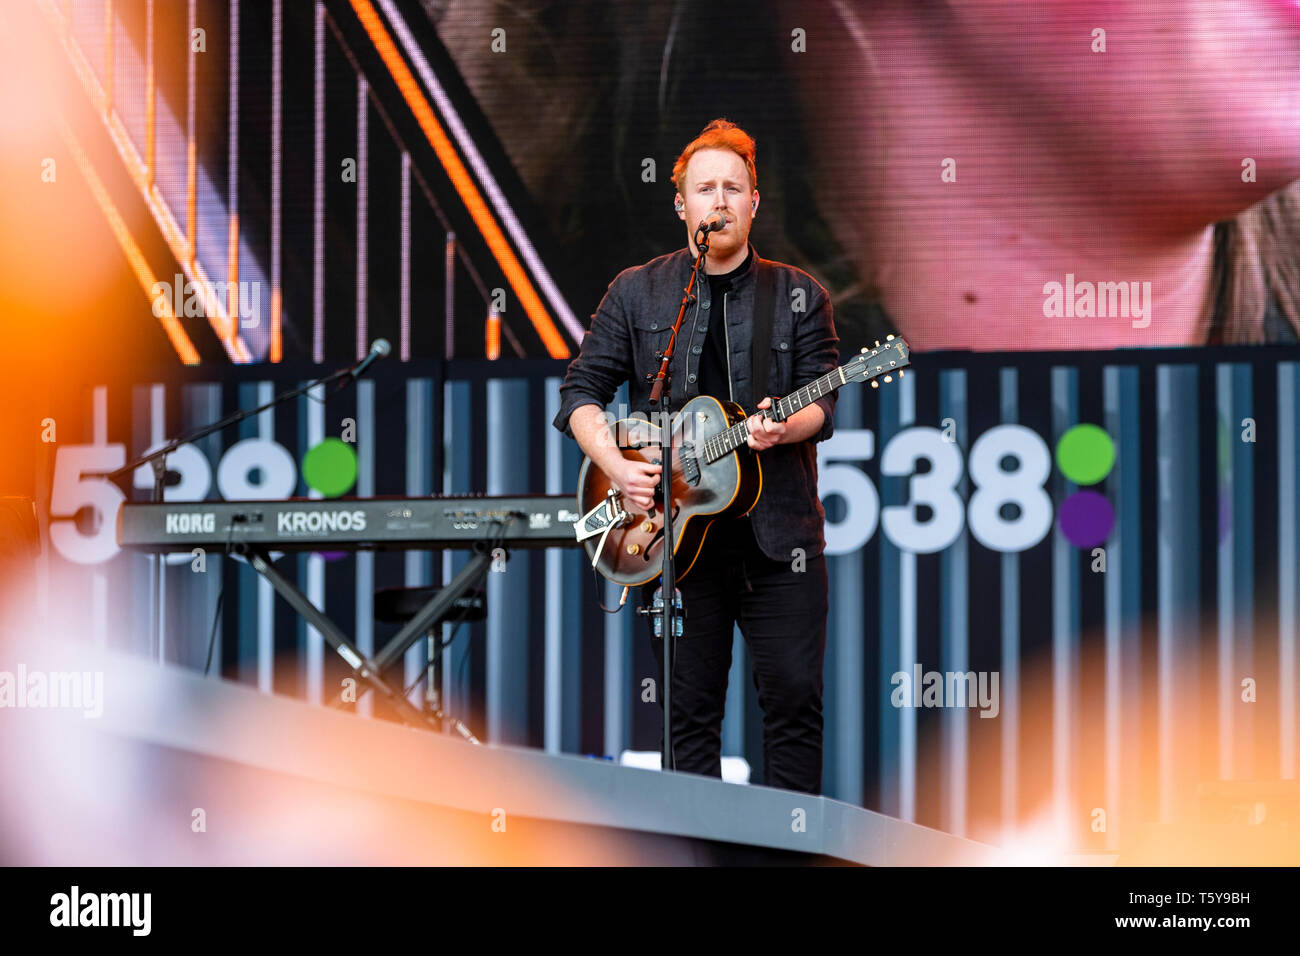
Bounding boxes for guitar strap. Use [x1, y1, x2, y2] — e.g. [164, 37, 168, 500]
[750, 257, 775, 409]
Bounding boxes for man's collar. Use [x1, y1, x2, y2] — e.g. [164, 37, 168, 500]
[683, 241, 759, 283]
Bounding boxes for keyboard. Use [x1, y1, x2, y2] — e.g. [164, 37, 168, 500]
[117, 495, 581, 551]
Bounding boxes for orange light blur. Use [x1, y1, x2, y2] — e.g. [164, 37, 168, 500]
[271, 287, 283, 362]
[227, 212, 239, 351]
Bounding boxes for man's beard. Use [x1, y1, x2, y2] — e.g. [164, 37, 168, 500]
[707, 231, 746, 258]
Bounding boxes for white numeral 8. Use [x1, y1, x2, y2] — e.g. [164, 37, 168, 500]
[967, 425, 1052, 552]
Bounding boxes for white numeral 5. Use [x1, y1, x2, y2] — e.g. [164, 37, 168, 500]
[50, 444, 126, 564]
[817, 429, 879, 556]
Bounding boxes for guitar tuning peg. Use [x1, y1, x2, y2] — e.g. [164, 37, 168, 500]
[899, 369, 905, 377]
[860, 347, 868, 353]
[886, 334, 895, 341]
[874, 340, 880, 348]
[871, 380, 879, 389]
[884, 375, 892, 383]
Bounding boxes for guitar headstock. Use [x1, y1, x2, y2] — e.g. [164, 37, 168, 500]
[842, 334, 911, 389]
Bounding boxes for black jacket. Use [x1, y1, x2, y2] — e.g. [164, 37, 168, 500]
[553, 244, 840, 562]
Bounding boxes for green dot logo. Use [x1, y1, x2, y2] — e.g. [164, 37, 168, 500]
[1055, 424, 1115, 486]
[301, 438, 358, 498]
[1055, 424, 1115, 548]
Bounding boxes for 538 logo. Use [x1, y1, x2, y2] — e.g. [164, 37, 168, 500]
[51, 417, 1116, 563]
[818, 423, 1115, 555]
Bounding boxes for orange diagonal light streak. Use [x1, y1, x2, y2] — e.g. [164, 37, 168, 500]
[38, 0, 252, 363]
[347, 0, 570, 358]
[59, 119, 202, 365]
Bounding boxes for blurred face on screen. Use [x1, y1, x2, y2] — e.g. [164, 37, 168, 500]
[795, 0, 1300, 350]
[936, 0, 1300, 203]
[436, 0, 1300, 349]
[677, 148, 758, 269]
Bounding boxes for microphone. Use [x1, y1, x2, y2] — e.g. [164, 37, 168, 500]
[340, 339, 391, 386]
[697, 211, 728, 234]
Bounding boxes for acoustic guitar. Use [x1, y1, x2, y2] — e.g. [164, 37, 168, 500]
[573, 336, 910, 586]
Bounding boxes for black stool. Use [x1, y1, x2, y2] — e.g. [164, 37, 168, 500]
[371, 585, 486, 739]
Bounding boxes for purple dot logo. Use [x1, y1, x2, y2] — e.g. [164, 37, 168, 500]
[1054, 424, 1115, 548]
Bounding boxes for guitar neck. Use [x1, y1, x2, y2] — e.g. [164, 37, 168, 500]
[702, 367, 845, 463]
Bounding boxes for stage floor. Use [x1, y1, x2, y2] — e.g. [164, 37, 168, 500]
[2, 634, 1048, 866]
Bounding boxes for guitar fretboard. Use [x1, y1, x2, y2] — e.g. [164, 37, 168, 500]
[701, 367, 844, 464]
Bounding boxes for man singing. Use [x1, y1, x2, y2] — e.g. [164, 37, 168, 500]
[552, 119, 839, 794]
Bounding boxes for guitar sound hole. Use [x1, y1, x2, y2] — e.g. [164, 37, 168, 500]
[643, 505, 680, 559]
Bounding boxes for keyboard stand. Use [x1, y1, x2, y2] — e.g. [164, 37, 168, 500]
[323, 548, 494, 744]
[245, 546, 438, 731]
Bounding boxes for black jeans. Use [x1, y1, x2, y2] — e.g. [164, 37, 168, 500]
[641, 515, 828, 794]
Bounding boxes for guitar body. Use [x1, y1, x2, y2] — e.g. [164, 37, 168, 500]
[576, 395, 761, 587]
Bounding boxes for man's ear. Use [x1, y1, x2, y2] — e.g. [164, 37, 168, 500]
[751, 190, 760, 215]
[674, 194, 686, 219]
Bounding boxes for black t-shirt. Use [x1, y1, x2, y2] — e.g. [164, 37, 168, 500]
[695, 247, 754, 402]
[692, 248, 756, 544]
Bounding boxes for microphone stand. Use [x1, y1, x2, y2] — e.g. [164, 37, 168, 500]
[640, 225, 711, 774]
[100, 354, 383, 666]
